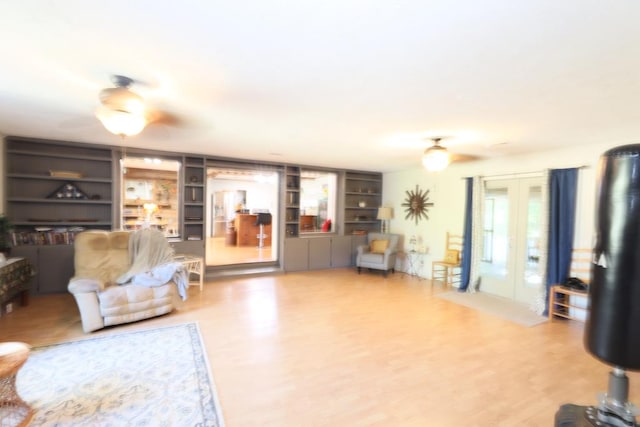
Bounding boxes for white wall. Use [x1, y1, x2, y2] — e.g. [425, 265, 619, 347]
[383, 140, 620, 278]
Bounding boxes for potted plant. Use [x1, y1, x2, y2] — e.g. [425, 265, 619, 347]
[0, 214, 14, 257]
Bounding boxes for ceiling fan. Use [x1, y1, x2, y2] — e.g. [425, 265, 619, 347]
[422, 137, 480, 171]
[96, 75, 181, 137]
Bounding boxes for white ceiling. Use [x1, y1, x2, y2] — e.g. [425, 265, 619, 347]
[1, 1, 639, 172]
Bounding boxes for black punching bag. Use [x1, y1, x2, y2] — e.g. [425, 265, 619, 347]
[586, 144, 640, 369]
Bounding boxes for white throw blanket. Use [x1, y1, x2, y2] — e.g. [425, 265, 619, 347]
[116, 229, 189, 300]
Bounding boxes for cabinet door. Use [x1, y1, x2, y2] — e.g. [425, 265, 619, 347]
[309, 238, 331, 270]
[331, 236, 353, 268]
[37, 245, 75, 294]
[283, 238, 309, 272]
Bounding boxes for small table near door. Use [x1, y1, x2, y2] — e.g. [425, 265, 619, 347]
[404, 250, 425, 279]
[0, 258, 35, 314]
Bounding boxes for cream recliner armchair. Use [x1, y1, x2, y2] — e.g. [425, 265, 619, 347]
[356, 233, 401, 277]
[68, 229, 187, 333]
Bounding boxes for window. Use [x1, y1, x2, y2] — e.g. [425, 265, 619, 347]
[121, 157, 180, 236]
[299, 170, 337, 233]
[482, 198, 494, 262]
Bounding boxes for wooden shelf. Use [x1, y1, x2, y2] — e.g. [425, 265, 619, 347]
[7, 173, 112, 183]
[345, 191, 381, 196]
[5, 137, 114, 236]
[344, 171, 382, 235]
[549, 285, 589, 322]
[8, 198, 111, 204]
[181, 156, 206, 247]
[284, 166, 301, 237]
[7, 149, 112, 162]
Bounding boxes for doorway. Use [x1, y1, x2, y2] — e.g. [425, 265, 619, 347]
[205, 166, 279, 266]
[479, 177, 543, 303]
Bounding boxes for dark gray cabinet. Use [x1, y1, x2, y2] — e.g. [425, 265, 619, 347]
[309, 238, 331, 270]
[331, 236, 353, 268]
[283, 238, 310, 272]
[12, 245, 75, 295]
[283, 236, 357, 272]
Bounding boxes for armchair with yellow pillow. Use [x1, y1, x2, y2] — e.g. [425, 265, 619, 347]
[356, 233, 401, 277]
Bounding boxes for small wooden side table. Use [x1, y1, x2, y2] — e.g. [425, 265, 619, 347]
[175, 255, 204, 291]
[0, 342, 33, 427]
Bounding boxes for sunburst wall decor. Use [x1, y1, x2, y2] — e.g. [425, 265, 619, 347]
[402, 184, 434, 225]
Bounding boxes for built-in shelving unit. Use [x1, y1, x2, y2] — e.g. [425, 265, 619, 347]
[182, 156, 205, 241]
[5, 137, 114, 295]
[285, 166, 300, 237]
[343, 171, 382, 235]
[6, 137, 114, 240]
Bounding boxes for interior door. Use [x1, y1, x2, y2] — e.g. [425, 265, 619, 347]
[479, 177, 543, 303]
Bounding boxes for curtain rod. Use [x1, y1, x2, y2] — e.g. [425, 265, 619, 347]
[461, 165, 589, 180]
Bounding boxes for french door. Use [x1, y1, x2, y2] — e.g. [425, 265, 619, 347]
[479, 177, 543, 303]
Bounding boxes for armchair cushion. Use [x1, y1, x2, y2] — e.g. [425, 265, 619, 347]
[370, 239, 389, 254]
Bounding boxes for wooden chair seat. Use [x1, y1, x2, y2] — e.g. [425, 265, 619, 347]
[431, 232, 463, 288]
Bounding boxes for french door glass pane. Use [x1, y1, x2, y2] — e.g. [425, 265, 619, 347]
[523, 186, 542, 288]
[480, 187, 509, 279]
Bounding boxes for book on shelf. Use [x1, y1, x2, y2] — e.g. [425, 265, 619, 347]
[11, 228, 85, 246]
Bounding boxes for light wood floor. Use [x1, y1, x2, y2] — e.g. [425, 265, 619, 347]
[206, 236, 274, 266]
[2, 270, 639, 426]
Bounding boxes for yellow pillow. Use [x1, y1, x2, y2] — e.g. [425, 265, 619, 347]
[370, 239, 389, 254]
[445, 249, 460, 263]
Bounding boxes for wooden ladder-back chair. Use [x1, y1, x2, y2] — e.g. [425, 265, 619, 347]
[548, 248, 591, 322]
[431, 232, 463, 288]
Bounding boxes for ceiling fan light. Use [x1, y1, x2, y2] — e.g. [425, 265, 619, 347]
[99, 87, 145, 114]
[123, 98, 145, 115]
[422, 146, 450, 171]
[96, 106, 147, 137]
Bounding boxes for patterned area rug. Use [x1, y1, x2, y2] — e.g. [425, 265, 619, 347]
[436, 291, 547, 327]
[17, 323, 224, 426]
